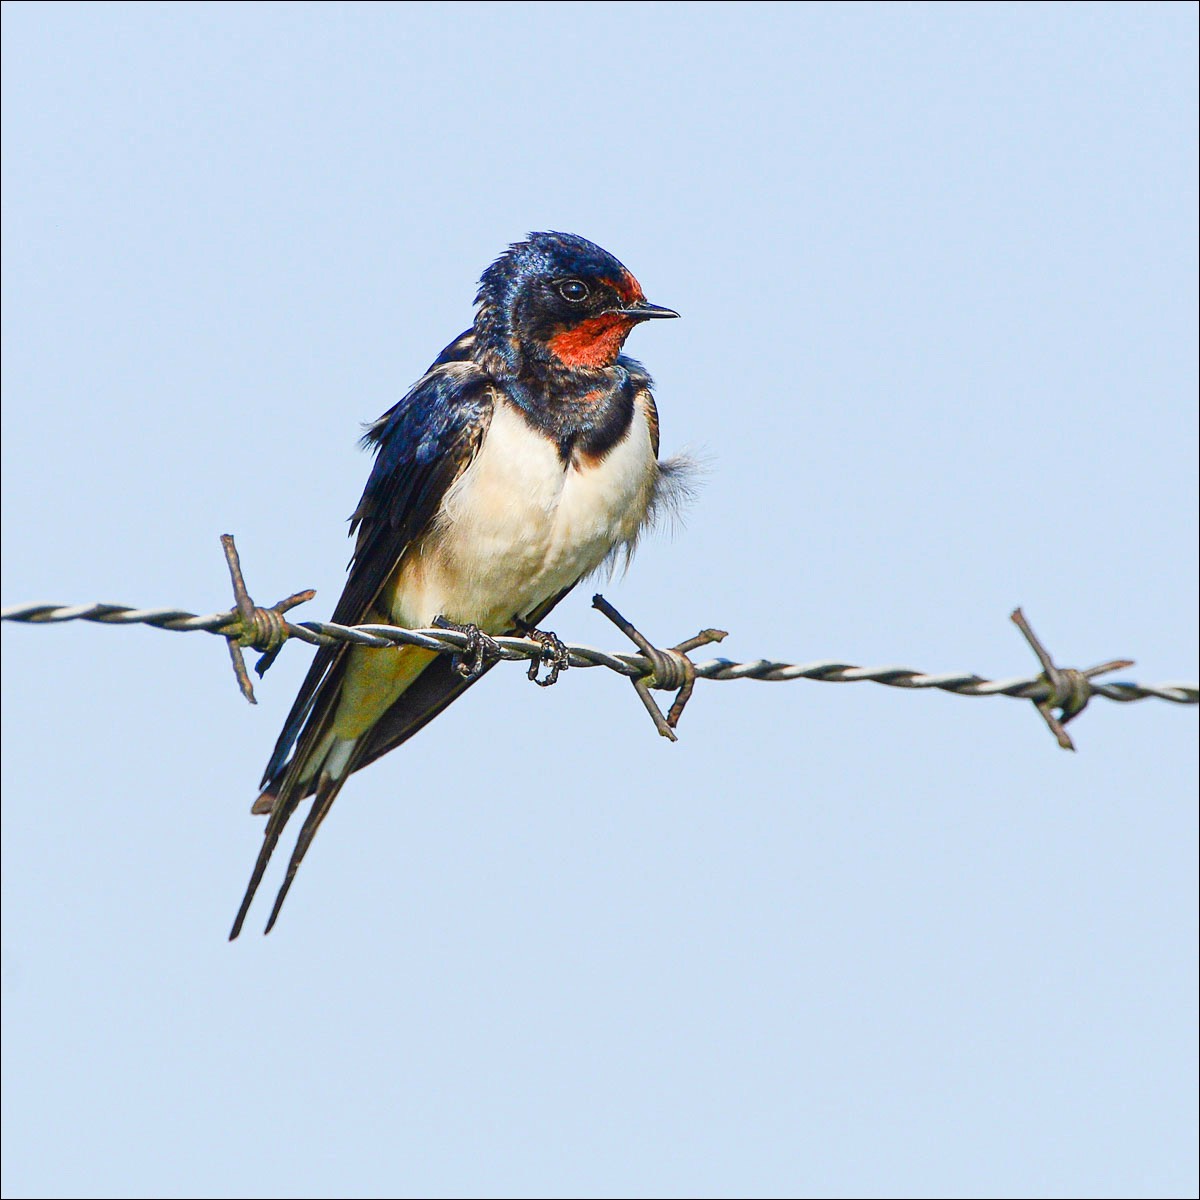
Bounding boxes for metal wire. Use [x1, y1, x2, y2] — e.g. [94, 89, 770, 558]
[2, 535, 1195, 752]
[2, 600, 1194, 707]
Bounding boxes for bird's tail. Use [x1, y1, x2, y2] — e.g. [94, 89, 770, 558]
[260, 746, 363, 935]
[229, 641, 443, 939]
[229, 733, 366, 940]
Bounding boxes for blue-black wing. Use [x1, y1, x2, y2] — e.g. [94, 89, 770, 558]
[229, 353, 493, 938]
[259, 356, 491, 789]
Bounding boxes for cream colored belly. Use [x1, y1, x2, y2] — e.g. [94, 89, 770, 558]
[389, 396, 657, 631]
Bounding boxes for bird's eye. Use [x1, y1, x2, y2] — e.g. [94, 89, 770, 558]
[556, 279, 590, 303]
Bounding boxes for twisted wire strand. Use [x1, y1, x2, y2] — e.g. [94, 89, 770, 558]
[3, 601, 1195, 708]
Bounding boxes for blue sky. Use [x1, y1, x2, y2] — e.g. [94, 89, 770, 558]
[2, 3, 1197, 1197]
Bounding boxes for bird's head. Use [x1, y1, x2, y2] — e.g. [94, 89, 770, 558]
[474, 231, 678, 375]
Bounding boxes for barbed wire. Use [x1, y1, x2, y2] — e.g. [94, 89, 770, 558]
[2, 536, 1196, 751]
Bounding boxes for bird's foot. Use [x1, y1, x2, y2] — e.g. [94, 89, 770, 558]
[514, 616, 570, 688]
[433, 616, 501, 680]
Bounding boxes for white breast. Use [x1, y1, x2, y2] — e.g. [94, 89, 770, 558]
[390, 394, 658, 631]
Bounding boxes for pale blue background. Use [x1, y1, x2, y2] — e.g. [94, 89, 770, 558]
[2, 3, 1197, 1198]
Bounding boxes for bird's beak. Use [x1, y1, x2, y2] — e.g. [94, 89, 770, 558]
[619, 300, 680, 321]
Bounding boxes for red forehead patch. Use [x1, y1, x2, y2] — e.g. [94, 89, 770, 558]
[599, 270, 645, 305]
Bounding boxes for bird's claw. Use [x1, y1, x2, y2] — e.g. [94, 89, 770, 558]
[433, 616, 501, 680]
[515, 618, 570, 687]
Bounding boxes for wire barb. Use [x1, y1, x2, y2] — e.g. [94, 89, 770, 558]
[1009, 607, 1134, 751]
[591, 594, 727, 741]
[2, 535, 1196, 746]
[218, 535, 316, 704]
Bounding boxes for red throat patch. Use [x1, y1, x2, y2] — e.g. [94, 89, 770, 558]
[547, 313, 635, 368]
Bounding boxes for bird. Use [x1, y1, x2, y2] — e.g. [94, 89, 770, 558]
[230, 231, 690, 938]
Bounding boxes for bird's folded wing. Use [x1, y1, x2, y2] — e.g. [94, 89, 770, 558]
[260, 357, 495, 792]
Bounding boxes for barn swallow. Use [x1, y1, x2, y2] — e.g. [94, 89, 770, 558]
[230, 231, 688, 937]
